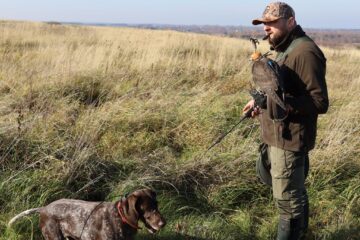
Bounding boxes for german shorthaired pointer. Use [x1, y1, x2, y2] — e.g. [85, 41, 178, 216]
[9, 188, 166, 240]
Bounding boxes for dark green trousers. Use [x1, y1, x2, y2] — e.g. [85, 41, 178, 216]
[268, 146, 308, 239]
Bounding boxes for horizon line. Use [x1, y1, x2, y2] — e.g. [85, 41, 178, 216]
[2, 18, 360, 31]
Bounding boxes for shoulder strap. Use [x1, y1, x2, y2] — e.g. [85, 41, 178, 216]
[275, 36, 312, 62]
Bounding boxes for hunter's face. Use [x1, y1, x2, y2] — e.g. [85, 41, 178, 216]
[263, 18, 293, 47]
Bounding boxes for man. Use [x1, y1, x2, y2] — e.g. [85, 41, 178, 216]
[243, 2, 329, 239]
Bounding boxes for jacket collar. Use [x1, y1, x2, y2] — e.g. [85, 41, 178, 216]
[271, 25, 306, 52]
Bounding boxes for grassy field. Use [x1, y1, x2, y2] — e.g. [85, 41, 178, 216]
[0, 20, 359, 240]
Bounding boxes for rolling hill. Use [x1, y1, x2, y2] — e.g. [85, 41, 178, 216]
[0, 20, 359, 239]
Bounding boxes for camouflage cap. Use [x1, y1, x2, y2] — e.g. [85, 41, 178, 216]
[252, 2, 295, 25]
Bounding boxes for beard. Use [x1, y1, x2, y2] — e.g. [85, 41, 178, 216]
[267, 28, 289, 48]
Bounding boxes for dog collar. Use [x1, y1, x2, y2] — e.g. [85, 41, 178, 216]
[117, 199, 142, 230]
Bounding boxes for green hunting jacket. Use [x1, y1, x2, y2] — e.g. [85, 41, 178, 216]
[259, 25, 329, 152]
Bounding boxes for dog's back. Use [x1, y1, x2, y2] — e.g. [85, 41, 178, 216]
[39, 199, 122, 239]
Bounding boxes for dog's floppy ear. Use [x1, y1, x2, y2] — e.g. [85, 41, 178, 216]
[126, 191, 142, 219]
[122, 193, 141, 225]
[125, 189, 156, 214]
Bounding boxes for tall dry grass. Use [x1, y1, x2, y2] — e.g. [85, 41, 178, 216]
[0, 20, 359, 239]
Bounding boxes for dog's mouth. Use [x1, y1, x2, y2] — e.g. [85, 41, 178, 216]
[145, 223, 160, 234]
[143, 218, 166, 234]
[140, 211, 166, 234]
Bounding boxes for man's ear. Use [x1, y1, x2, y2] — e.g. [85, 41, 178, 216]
[287, 16, 296, 28]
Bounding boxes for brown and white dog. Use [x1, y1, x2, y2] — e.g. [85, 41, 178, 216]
[8, 189, 166, 240]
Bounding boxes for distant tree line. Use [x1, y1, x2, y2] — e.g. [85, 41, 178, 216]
[61, 22, 360, 47]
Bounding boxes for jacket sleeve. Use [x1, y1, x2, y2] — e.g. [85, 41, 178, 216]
[286, 47, 329, 115]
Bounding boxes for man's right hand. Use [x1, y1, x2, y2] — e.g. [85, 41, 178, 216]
[243, 99, 261, 118]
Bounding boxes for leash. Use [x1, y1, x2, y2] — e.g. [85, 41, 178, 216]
[79, 200, 105, 239]
[207, 107, 253, 152]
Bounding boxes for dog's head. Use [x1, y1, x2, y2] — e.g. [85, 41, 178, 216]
[122, 188, 166, 233]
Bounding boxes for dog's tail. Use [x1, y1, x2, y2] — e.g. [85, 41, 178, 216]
[8, 208, 42, 227]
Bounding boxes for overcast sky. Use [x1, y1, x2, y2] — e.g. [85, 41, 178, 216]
[1, 0, 359, 29]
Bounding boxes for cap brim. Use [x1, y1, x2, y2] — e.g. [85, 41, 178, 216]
[252, 16, 281, 25]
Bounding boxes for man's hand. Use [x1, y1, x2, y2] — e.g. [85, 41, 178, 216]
[243, 99, 261, 118]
